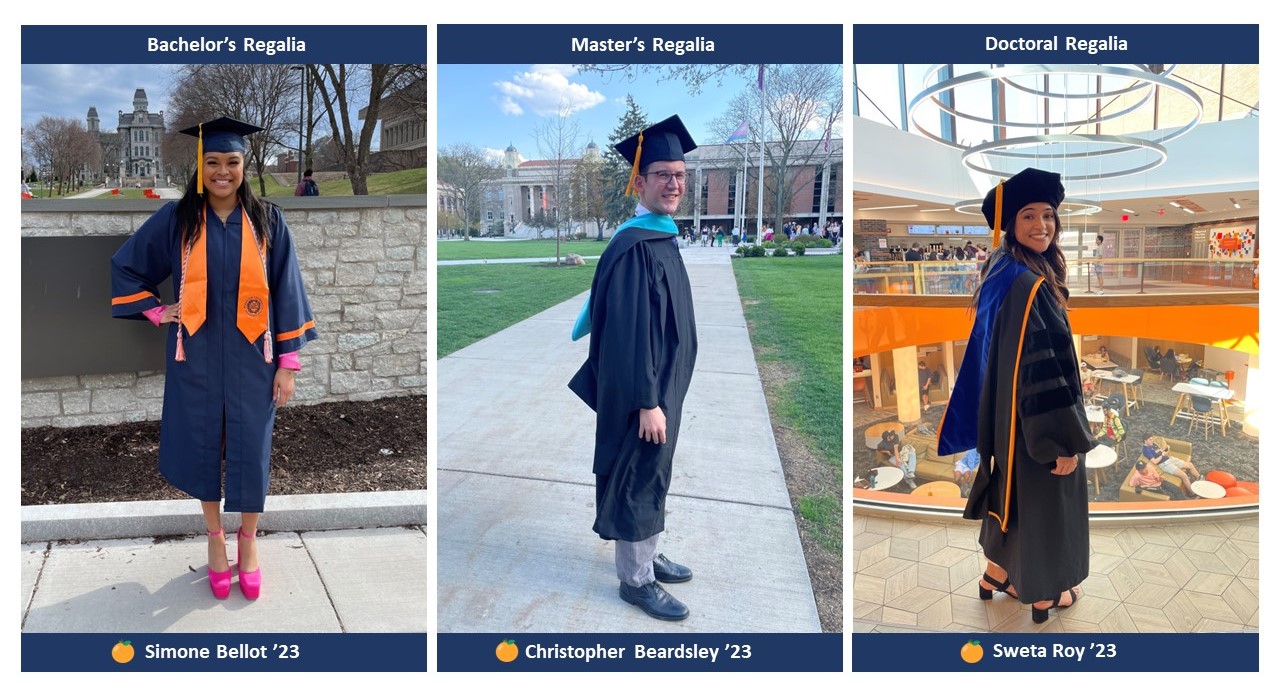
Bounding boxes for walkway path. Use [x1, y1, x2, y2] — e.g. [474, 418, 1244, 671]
[437, 246, 821, 632]
[22, 526, 428, 633]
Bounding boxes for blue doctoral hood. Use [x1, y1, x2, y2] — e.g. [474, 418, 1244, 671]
[936, 251, 1029, 456]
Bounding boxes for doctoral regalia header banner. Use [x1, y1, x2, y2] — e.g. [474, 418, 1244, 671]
[852, 24, 1258, 63]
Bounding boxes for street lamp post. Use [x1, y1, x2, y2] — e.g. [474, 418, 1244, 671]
[291, 64, 306, 186]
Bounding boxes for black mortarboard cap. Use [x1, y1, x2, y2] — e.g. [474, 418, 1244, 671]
[614, 114, 697, 196]
[178, 117, 263, 194]
[981, 167, 1065, 231]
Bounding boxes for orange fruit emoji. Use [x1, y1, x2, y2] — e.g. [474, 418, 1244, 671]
[112, 640, 135, 664]
[960, 640, 983, 664]
[495, 640, 518, 663]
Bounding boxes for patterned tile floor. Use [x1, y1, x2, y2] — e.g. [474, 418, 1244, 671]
[853, 513, 1259, 633]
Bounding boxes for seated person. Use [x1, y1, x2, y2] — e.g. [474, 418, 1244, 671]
[1098, 345, 1110, 360]
[876, 430, 917, 488]
[1142, 435, 1202, 491]
[1097, 403, 1124, 446]
[954, 448, 980, 494]
[1080, 361, 1095, 399]
[1130, 460, 1187, 500]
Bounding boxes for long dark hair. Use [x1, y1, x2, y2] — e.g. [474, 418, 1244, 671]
[970, 206, 1069, 310]
[175, 172, 274, 250]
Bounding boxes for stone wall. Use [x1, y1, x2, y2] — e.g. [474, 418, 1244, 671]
[20, 196, 428, 428]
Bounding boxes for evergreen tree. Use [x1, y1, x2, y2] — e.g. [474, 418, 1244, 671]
[602, 95, 650, 229]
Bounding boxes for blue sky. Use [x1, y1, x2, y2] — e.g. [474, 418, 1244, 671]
[438, 64, 756, 162]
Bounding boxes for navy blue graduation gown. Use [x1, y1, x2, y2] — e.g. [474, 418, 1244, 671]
[568, 227, 698, 542]
[111, 201, 317, 512]
[939, 253, 1093, 603]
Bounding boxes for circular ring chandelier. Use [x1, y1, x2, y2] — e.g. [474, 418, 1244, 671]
[907, 64, 1203, 181]
[953, 197, 1103, 218]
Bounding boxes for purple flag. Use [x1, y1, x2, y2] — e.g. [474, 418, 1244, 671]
[726, 121, 751, 144]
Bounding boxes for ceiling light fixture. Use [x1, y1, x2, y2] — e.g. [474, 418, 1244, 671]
[858, 204, 918, 211]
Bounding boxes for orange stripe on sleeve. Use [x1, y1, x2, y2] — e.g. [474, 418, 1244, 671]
[112, 291, 157, 306]
[275, 320, 316, 342]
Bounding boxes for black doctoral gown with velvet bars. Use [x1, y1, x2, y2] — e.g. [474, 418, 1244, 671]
[569, 228, 698, 542]
[952, 264, 1094, 604]
[110, 201, 317, 513]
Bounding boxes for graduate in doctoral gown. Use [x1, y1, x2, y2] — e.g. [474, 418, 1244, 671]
[937, 168, 1094, 624]
[569, 115, 699, 621]
[110, 117, 317, 600]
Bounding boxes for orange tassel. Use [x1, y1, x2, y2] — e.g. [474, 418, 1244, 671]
[992, 179, 1005, 248]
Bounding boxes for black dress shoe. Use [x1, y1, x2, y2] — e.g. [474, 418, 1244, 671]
[652, 553, 693, 583]
[619, 581, 689, 621]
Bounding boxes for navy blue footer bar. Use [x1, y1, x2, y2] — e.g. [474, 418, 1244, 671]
[853, 632, 1257, 672]
[22, 633, 427, 672]
[439, 633, 841, 672]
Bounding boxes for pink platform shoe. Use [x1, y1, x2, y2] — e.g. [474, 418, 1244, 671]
[237, 528, 261, 600]
[207, 529, 232, 600]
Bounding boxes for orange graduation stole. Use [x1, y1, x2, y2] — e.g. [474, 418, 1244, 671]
[176, 206, 271, 363]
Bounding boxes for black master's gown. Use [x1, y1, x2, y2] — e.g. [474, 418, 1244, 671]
[569, 229, 698, 542]
[960, 268, 1095, 604]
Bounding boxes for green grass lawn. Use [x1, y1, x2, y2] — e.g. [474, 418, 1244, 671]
[438, 238, 609, 261]
[733, 254, 842, 551]
[253, 167, 427, 198]
[438, 261, 596, 357]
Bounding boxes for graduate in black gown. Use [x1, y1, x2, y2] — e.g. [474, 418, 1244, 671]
[111, 118, 317, 600]
[937, 168, 1094, 624]
[569, 115, 699, 621]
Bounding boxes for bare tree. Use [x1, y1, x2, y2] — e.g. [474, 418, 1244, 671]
[167, 64, 301, 196]
[437, 143, 501, 241]
[533, 106, 583, 264]
[307, 63, 424, 195]
[570, 151, 610, 242]
[707, 64, 842, 233]
[23, 116, 99, 196]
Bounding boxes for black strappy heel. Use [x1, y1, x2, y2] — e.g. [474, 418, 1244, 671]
[978, 572, 1013, 601]
[1032, 588, 1083, 623]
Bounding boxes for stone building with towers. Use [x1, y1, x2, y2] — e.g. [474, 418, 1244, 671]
[86, 88, 166, 186]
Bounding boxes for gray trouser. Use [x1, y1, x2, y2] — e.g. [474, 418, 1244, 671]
[615, 534, 659, 587]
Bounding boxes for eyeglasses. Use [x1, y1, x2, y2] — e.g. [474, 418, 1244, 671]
[642, 170, 688, 185]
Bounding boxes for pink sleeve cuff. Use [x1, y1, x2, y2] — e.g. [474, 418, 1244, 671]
[278, 352, 301, 371]
[143, 305, 165, 326]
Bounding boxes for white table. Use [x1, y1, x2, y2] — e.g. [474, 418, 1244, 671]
[1083, 354, 1119, 370]
[1092, 370, 1143, 415]
[1170, 382, 1235, 436]
[869, 466, 905, 491]
[1085, 444, 1118, 496]
[1190, 479, 1226, 499]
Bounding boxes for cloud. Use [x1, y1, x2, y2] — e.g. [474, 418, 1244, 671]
[493, 65, 605, 118]
[484, 147, 519, 165]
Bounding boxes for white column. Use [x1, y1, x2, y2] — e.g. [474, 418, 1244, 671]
[817, 161, 831, 229]
[893, 346, 921, 423]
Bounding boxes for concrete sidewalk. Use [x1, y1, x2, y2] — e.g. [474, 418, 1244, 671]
[22, 526, 428, 633]
[437, 246, 821, 632]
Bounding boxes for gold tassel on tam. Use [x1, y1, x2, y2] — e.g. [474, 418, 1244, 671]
[623, 133, 645, 197]
[196, 123, 204, 195]
[991, 179, 1005, 248]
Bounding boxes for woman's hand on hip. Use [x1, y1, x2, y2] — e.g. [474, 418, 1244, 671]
[160, 304, 181, 324]
[273, 368, 296, 407]
[1052, 455, 1079, 476]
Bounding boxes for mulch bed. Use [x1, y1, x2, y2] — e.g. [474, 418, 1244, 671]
[21, 395, 427, 506]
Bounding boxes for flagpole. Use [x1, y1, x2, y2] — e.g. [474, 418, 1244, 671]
[756, 65, 766, 244]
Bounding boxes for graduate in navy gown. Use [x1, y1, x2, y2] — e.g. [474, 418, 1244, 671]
[937, 168, 1094, 624]
[110, 117, 317, 600]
